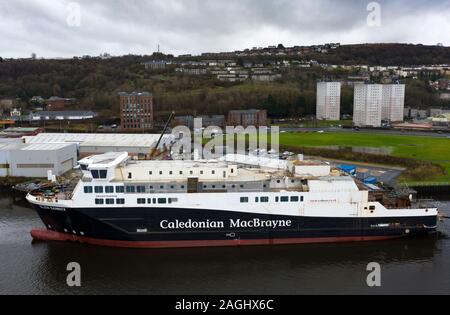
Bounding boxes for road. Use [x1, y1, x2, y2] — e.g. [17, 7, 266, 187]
[279, 127, 450, 138]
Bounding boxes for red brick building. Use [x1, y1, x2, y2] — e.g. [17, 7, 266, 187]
[119, 92, 154, 131]
[227, 109, 267, 127]
[46, 96, 76, 111]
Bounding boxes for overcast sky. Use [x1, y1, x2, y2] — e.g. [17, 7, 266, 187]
[0, 0, 449, 58]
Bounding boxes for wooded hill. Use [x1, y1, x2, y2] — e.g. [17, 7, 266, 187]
[1, 44, 449, 119]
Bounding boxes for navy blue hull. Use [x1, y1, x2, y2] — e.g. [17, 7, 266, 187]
[31, 205, 438, 247]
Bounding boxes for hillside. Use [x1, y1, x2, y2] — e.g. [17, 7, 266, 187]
[1, 44, 449, 119]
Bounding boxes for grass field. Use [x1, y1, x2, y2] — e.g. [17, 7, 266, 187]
[279, 131, 450, 184]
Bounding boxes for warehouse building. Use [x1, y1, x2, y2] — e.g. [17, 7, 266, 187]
[0, 143, 77, 178]
[23, 133, 176, 158]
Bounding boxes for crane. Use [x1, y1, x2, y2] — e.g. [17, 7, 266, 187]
[149, 111, 175, 159]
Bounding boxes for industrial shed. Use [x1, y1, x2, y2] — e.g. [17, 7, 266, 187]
[0, 143, 77, 178]
[23, 133, 176, 158]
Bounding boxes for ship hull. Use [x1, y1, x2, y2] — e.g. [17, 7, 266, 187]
[31, 205, 438, 249]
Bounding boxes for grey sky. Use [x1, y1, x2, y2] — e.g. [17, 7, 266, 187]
[0, 0, 449, 58]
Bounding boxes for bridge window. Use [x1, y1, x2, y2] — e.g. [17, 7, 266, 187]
[84, 186, 93, 194]
[94, 186, 103, 194]
[137, 186, 146, 193]
[105, 186, 114, 193]
[99, 170, 107, 179]
[91, 170, 99, 179]
[126, 186, 135, 193]
[116, 186, 125, 193]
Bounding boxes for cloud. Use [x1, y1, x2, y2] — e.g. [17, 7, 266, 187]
[0, 0, 449, 58]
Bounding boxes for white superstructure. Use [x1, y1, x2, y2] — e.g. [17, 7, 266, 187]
[27, 152, 437, 221]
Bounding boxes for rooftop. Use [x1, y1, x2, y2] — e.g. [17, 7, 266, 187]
[0, 142, 76, 151]
[24, 133, 176, 148]
[31, 111, 96, 116]
[118, 91, 153, 97]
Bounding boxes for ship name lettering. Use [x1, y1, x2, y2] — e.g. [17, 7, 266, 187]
[160, 220, 225, 230]
[230, 219, 292, 229]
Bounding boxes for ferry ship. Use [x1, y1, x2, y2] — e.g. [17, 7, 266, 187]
[27, 152, 439, 248]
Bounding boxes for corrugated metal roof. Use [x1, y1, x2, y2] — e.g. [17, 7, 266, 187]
[24, 133, 175, 147]
[0, 143, 75, 151]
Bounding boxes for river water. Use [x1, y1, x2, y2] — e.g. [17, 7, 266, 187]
[0, 193, 449, 295]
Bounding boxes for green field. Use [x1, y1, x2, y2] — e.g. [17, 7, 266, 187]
[279, 131, 450, 184]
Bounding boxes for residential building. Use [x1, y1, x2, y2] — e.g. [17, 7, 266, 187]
[173, 115, 226, 129]
[316, 82, 342, 121]
[46, 96, 77, 111]
[29, 111, 96, 121]
[119, 92, 154, 131]
[10, 108, 21, 119]
[227, 110, 267, 127]
[353, 84, 383, 127]
[144, 60, 167, 70]
[381, 84, 405, 122]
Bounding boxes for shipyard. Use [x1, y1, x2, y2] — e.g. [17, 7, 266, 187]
[2, 0, 450, 299]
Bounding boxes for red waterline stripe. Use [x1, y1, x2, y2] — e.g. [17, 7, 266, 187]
[30, 229, 403, 249]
